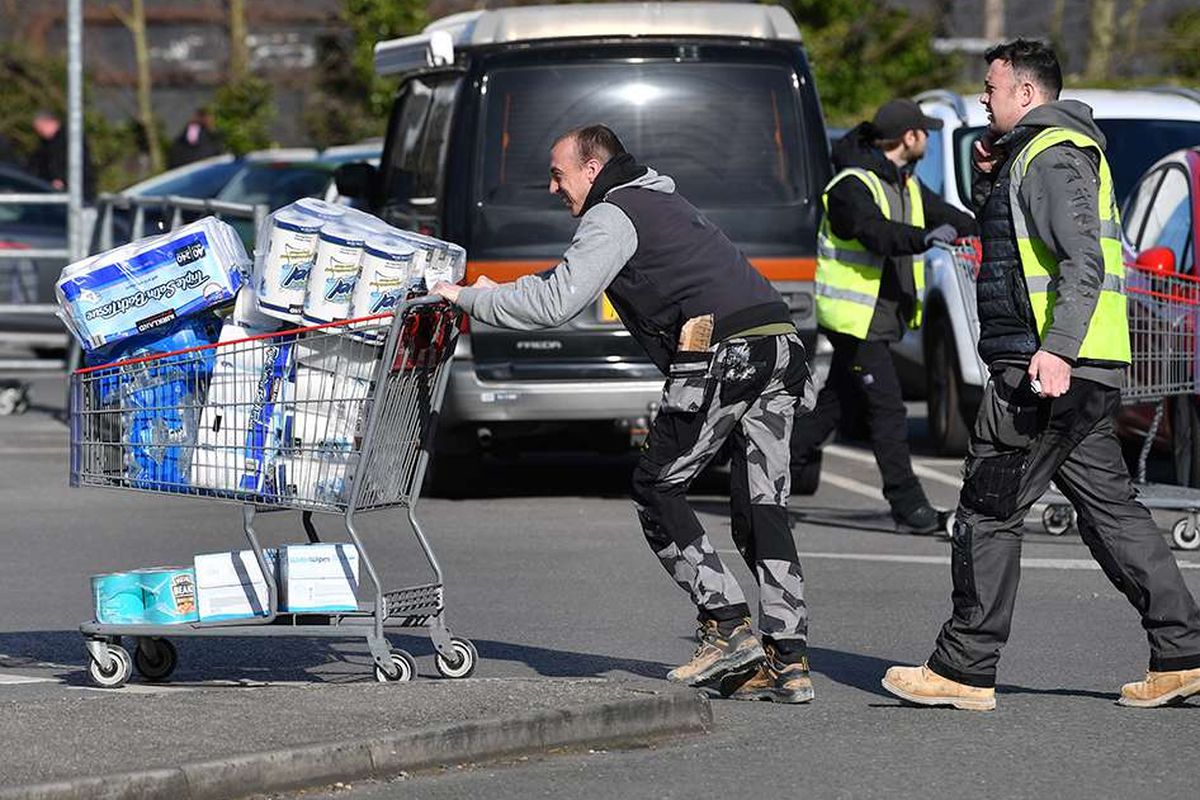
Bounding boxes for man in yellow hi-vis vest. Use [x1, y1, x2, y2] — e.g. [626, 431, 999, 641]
[792, 99, 976, 534]
[885, 39, 1200, 711]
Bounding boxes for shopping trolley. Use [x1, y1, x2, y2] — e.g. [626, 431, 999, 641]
[1039, 264, 1200, 549]
[69, 297, 476, 687]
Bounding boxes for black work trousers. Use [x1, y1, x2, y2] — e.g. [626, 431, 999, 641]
[929, 367, 1200, 688]
[790, 330, 927, 514]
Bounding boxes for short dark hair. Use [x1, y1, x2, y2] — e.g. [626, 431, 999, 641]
[985, 38, 1063, 99]
[556, 125, 626, 164]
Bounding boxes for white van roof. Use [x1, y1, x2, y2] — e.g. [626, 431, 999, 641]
[375, 2, 802, 76]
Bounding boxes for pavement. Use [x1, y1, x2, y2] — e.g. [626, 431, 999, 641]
[2, 370, 1200, 799]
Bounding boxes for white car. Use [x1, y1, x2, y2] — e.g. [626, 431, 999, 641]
[893, 88, 1200, 454]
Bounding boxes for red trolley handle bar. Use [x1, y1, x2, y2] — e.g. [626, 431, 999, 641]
[73, 296, 451, 375]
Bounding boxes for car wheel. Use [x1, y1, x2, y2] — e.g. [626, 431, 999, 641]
[1170, 396, 1200, 488]
[926, 316, 970, 456]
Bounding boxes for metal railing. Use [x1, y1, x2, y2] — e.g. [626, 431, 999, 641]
[92, 193, 268, 252]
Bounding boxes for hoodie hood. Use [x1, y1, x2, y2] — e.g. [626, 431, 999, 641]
[831, 122, 906, 184]
[580, 153, 672, 215]
[1003, 99, 1107, 149]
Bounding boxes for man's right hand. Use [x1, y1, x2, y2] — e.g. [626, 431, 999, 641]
[973, 133, 999, 175]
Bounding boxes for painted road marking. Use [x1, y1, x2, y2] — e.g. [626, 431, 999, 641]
[818, 471, 885, 501]
[716, 550, 1200, 571]
[0, 673, 55, 685]
[826, 444, 962, 489]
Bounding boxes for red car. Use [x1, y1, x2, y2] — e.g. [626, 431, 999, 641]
[1119, 146, 1200, 485]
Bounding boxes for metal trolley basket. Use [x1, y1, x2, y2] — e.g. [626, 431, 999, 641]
[943, 240, 1200, 550]
[69, 297, 475, 687]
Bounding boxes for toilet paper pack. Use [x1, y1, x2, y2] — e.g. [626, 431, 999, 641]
[190, 322, 294, 496]
[57, 217, 248, 352]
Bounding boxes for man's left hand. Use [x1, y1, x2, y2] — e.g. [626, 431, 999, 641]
[1028, 349, 1071, 397]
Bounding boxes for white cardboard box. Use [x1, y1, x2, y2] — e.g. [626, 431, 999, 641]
[278, 544, 359, 613]
[194, 549, 277, 622]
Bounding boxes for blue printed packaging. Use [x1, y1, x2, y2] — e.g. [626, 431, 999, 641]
[56, 217, 248, 352]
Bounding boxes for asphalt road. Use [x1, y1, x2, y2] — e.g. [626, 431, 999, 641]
[1, 373, 1198, 799]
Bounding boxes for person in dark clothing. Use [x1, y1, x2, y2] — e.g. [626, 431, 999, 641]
[433, 125, 818, 703]
[884, 39, 1200, 711]
[167, 107, 224, 168]
[0, 132, 18, 166]
[795, 99, 978, 534]
[26, 111, 95, 200]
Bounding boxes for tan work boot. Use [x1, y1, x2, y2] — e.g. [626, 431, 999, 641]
[882, 663, 996, 711]
[1118, 667, 1200, 708]
[667, 618, 765, 687]
[722, 645, 814, 704]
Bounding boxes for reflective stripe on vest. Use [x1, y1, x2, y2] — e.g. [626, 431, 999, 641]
[816, 167, 926, 339]
[1009, 127, 1130, 364]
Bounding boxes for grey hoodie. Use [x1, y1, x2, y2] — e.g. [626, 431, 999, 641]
[980, 100, 1122, 386]
[457, 170, 672, 329]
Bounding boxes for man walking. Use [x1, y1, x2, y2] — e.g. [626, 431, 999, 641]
[433, 125, 816, 703]
[795, 99, 977, 534]
[883, 39, 1200, 710]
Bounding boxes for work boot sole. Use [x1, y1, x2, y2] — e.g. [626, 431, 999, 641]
[670, 642, 766, 688]
[1117, 677, 1200, 708]
[881, 675, 996, 711]
[729, 685, 815, 704]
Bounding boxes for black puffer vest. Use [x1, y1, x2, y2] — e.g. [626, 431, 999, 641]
[976, 129, 1040, 364]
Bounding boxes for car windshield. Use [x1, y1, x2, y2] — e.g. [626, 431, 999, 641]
[216, 162, 333, 210]
[131, 160, 242, 199]
[954, 119, 1200, 206]
[473, 59, 812, 255]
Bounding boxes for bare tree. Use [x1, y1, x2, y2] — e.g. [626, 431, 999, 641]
[227, 0, 249, 81]
[1085, 0, 1117, 80]
[984, 0, 1005, 40]
[1119, 0, 1149, 71]
[111, 0, 163, 172]
[1048, 0, 1067, 45]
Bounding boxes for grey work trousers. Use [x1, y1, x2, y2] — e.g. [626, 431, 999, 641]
[929, 366, 1200, 688]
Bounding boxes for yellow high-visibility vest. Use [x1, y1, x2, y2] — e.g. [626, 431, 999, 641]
[1009, 127, 1130, 364]
[815, 168, 925, 339]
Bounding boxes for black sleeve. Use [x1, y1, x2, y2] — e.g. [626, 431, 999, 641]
[919, 183, 979, 236]
[826, 176, 929, 257]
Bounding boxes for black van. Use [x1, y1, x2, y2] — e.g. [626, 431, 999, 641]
[336, 3, 830, 482]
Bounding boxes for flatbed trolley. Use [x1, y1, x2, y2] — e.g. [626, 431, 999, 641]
[939, 242, 1200, 550]
[69, 297, 478, 687]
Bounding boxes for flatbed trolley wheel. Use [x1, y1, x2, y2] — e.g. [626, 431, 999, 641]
[941, 511, 956, 539]
[1041, 505, 1075, 536]
[375, 649, 417, 683]
[134, 638, 178, 682]
[435, 637, 478, 679]
[87, 642, 132, 689]
[1172, 518, 1200, 551]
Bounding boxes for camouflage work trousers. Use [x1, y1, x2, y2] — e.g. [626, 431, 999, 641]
[632, 333, 815, 653]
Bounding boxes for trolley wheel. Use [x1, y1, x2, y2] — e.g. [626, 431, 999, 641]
[793, 451, 821, 496]
[435, 637, 478, 679]
[375, 650, 417, 683]
[941, 511, 956, 539]
[0, 385, 28, 416]
[1041, 505, 1075, 536]
[134, 638, 177, 682]
[1172, 518, 1200, 551]
[87, 643, 132, 689]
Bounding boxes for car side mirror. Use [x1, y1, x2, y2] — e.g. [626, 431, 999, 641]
[1134, 246, 1176, 275]
[334, 162, 377, 202]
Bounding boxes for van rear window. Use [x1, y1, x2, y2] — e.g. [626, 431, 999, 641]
[474, 61, 811, 253]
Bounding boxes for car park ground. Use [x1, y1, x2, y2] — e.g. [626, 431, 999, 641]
[0, 371, 1197, 799]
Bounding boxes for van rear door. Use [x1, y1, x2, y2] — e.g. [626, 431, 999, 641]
[466, 48, 823, 381]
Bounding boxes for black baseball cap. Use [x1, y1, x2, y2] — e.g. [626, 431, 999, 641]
[870, 99, 943, 139]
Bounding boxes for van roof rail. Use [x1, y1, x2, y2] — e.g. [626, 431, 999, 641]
[1145, 86, 1200, 106]
[375, 2, 802, 76]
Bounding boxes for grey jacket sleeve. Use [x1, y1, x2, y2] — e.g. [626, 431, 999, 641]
[456, 203, 638, 330]
[1018, 144, 1104, 362]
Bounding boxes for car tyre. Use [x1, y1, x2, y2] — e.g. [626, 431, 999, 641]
[926, 316, 970, 456]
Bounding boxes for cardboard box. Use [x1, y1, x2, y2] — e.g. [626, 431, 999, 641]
[194, 549, 277, 622]
[278, 544, 359, 613]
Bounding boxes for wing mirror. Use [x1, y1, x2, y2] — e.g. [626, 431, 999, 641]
[1134, 246, 1177, 275]
[333, 162, 378, 203]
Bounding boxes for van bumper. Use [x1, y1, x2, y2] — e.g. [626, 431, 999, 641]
[442, 360, 663, 425]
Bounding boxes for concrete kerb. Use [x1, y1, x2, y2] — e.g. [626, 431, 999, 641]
[0, 688, 712, 800]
